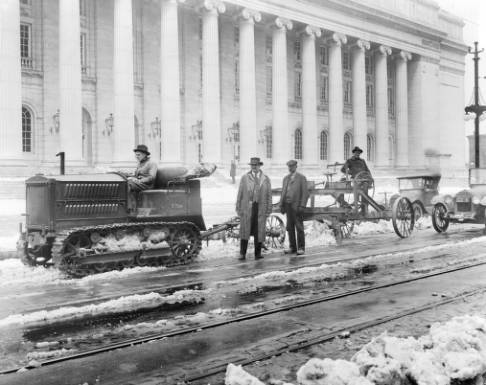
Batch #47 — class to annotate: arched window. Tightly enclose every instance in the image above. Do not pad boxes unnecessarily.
[367,134,375,162]
[344,132,352,160]
[22,106,32,153]
[320,130,328,160]
[294,128,302,160]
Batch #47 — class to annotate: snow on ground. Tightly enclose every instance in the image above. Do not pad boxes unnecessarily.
[225,315,486,385]
[0,289,207,328]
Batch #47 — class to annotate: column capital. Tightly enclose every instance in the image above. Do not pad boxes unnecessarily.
[240,8,261,23]
[377,45,392,56]
[354,39,370,51]
[273,17,292,31]
[326,32,347,46]
[398,50,412,61]
[202,0,225,14]
[303,25,321,39]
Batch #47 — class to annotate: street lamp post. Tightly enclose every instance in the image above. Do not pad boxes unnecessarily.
[465,42,486,168]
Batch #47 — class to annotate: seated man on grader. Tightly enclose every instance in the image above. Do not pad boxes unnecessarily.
[336,146,374,214]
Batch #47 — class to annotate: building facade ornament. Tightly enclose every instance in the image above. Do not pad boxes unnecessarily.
[330,32,347,46]
[399,50,412,61]
[274,16,292,30]
[202,0,225,14]
[355,39,370,51]
[240,8,261,23]
[304,25,321,38]
[378,44,392,55]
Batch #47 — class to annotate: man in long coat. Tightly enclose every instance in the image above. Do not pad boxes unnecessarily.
[235,157,272,260]
[279,160,309,255]
[127,144,158,192]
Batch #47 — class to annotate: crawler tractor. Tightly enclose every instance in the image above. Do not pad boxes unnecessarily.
[17,165,218,277]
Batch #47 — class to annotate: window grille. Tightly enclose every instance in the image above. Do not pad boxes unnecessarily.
[22,107,32,153]
[294,40,301,62]
[266,126,272,159]
[294,70,302,101]
[344,80,352,104]
[294,129,302,160]
[365,54,373,75]
[79,0,88,17]
[342,50,351,71]
[366,84,374,108]
[388,87,395,117]
[320,75,328,104]
[80,32,88,74]
[20,23,31,66]
[319,45,328,66]
[320,131,328,160]
[266,66,272,98]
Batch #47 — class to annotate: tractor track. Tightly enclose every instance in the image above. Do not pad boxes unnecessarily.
[2,259,486,383]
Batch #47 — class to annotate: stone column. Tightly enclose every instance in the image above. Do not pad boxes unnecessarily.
[59,0,83,162]
[395,51,412,167]
[201,0,225,164]
[395,50,411,167]
[160,0,184,163]
[328,32,347,163]
[351,39,370,160]
[113,0,135,163]
[374,45,391,167]
[301,25,321,165]
[238,8,261,163]
[0,0,22,160]
[272,17,292,164]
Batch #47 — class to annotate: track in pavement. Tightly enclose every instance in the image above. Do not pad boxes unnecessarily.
[2,258,486,384]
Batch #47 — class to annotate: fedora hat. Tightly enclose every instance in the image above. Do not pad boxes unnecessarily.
[133,144,150,155]
[352,146,363,154]
[248,157,263,166]
[286,159,298,167]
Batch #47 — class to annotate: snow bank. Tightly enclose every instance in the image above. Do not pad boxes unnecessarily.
[0,289,207,328]
[225,315,486,385]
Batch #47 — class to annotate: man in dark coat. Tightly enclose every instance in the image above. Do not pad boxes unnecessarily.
[235,157,272,260]
[338,146,372,213]
[127,144,158,192]
[280,160,309,255]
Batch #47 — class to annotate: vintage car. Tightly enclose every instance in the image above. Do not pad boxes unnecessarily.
[390,174,441,220]
[431,168,486,233]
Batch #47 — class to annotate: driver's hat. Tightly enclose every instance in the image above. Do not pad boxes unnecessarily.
[352,146,363,154]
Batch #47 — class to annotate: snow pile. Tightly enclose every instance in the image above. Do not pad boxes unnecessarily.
[225,315,486,385]
[0,289,207,328]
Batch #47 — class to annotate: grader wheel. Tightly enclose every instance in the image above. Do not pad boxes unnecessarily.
[392,197,415,238]
[265,214,286,249]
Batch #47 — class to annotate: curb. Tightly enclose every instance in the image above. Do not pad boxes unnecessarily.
[0,251,17,260]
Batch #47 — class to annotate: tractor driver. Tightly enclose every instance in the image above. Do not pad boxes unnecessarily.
[337,146,372,211]
[127,144,158,192]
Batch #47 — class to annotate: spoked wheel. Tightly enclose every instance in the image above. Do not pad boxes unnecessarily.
[412,201,424,222]
[169,225,202,263]
[432,203,449,233]
[265,214,286,248]
[392,197,415,238]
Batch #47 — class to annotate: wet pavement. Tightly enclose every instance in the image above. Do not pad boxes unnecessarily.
[2,261,486,385]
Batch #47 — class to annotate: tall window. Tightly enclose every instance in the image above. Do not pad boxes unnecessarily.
[320,74,328,105]
[22,107,32,153]
[366,84,374,108]
[294,70,302,101]
[319,45,328,66]
[265,35,272,99]
[344,133,352,160]
[80,32,88,74]
[294,129,303,160]
[294,40,301,63]
[367,134,374,162]
[320,131,328,160]
[79,0,88,17]
[342,50,351,71]
[265,126,272,159]
[388,87,395,117]
[20,23,31,68]
[365,54,373,75]
[344,80,352,104]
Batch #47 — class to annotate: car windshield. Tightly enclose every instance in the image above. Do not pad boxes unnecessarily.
[469,168,486,185]
[400,178,424,189]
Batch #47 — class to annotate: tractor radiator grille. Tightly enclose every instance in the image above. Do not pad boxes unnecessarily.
[456,202,472,212]
[63,183,120,199]
[64,203,121,216]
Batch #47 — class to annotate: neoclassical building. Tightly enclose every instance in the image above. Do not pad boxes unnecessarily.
[0,0,467,175]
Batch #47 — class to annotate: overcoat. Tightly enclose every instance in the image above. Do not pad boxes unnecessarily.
[130,157,158,191]
[279,172,309,212]
[236,171,272,241]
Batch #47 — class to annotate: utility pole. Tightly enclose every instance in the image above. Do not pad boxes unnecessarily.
[465,42,486,168]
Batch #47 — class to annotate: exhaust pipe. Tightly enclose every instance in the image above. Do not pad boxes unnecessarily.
[56,151,65,175]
